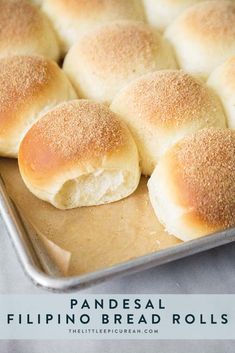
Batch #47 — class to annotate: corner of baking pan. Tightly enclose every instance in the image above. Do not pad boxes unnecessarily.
[0,174,235,292]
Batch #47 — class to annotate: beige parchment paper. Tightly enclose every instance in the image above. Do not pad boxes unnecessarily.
[0,158,181,277]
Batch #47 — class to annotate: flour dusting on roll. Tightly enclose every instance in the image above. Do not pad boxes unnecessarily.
[18,100,140,209]
[111,70,226,176]
[0,0,60,60]
[42,0,145,53]
[148,128,235,241]
[63,21,177,104]
[0,55,77,158]
[165,1,235,79]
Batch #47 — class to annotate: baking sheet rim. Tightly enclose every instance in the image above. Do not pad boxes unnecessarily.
[1,174,235,293]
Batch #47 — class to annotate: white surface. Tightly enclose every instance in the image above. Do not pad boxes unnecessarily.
[0,216,235,351]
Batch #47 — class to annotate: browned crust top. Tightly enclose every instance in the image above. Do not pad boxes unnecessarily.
[73,21,162,77]
[113,70,222,128]
[171,128,235,229]
[181,1,235,42]
[0,0,46,46]
[0,55,61,132]
[19,100,129,178]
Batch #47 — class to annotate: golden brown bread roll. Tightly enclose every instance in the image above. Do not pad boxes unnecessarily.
[0,55,77,158]
[18,100,140,209]
[148,128,235,241]
[42,0,146,53]
[165,1,235,79]
[111,70,226,175]
[0,0,60,60]
[63,21,178,104]
[208,57,235,129]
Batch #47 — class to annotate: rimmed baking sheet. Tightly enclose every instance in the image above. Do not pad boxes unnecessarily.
[0,157,235,292]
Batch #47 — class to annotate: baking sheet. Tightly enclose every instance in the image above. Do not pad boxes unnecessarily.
[0,158,181,277]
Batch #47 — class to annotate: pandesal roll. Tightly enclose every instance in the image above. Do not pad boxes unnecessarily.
[18,100,140,209]
[165,1,235,79]
[63,21,178,104]
[0,55,77,158]
[110,70,226,176]
[148,128,235,241]
[0,0,59,61]
[208,57,235,129]
[42,0,145,53]
[143,0,206,31]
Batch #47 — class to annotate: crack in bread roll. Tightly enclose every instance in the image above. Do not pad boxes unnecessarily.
[165,1,235,79]
[148,128,235,241]
[143,0,206,31]
[208,57,235,130]
[0,55,77,158]
[110,70,226,176]
[18,100,140,209]
[63,21,178,104]
[0,0,60,61]
[42,0,146,54]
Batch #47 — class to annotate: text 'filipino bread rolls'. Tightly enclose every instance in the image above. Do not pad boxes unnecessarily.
[63,21,178,104]
[18,100,140,209]
[111,70,226,176]
[148,128,235,241]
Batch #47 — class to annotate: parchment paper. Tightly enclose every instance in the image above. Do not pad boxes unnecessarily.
[0,158,181,277]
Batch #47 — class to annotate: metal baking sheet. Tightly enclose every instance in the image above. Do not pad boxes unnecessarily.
[0,161,235,292]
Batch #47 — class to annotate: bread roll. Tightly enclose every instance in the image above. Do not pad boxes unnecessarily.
[165,1,235,79]
[63,21,178,104]
[0,55,77,158]
[208,57,235,129]
[0,0,60,61]
[111,70,226,176]
[143,0,205,31]
[148,128,235,241]
[18,100,140,209]
[42,0,145,53]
